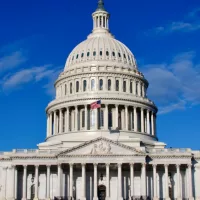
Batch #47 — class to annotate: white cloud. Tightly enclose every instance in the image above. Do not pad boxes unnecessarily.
[149,8,200,34]
[1,65,62,96]
[0,51,27,74]
[142,51,200,114]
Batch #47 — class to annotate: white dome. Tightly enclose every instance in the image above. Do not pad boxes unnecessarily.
[65,33,137,70]
[64,4,138,71]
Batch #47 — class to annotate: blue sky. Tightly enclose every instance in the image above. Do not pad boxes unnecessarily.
[0,0,200,151]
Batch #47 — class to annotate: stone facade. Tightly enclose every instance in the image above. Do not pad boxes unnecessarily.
[0,1,200,200]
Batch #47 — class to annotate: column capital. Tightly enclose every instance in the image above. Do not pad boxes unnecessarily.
[115,104,119,107]
[3,166,8,170]
[93,163,98,166]
[141,163,146,167]
[46,164,51,168]
[176,164,181,168]
[81,163,86,166]
[57,163,62,167]
[187,164,192,168]
[23,165,28,168]
[69,163,74,167]
[106,163,110,167]
[129,163,134,166]
[164,164,169,168]
[117,163,122,167]
[152,164,157,168]
[35,165,39,168]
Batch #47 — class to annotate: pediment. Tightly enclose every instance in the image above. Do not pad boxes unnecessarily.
[58,137,145,157]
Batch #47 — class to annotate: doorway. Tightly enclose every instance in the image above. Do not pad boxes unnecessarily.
[98,185,106,200]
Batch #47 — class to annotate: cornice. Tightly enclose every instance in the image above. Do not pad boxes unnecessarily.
[46,97,157,113]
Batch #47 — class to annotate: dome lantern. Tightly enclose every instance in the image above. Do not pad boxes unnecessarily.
[92,0,110,31]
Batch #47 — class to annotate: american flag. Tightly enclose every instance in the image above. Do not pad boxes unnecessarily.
[90,100,101,109]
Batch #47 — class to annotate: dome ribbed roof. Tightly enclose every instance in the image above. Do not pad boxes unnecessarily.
[64,34,137,70]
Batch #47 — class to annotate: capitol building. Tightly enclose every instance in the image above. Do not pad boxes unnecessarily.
[0,1,200,200]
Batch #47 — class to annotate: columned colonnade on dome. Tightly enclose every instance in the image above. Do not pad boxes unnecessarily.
[2,163,194,200]
[46,104,156,137]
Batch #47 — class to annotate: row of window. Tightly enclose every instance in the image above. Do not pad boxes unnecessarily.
[57,79,146,97]
[71,51,131,61]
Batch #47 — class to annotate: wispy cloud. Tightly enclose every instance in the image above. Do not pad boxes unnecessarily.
[0,51,27,74]
[142,51,200,114]
[1,65,62,96]
[149,7,200,34]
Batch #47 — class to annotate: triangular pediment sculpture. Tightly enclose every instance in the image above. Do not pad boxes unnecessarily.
[57,137,145,157]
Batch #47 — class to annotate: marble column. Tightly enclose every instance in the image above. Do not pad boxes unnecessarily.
[81,163,86,200]
[2,167,7,200]
[57,164,62,196]
[147,110,150,134]
[49,113,53,136]
[151,112,155,136]
[141,163,146,198]
[118,163,123,200]
[47,114,50,137]
[75,106,78,131]
[85,105,88,130]
[125,106,128,130]
[187,164,194,200]
[134,107,138,132]
[53,111,57,135]
[176,164,181,199]
[141,108,144,133]
[153,164,158,200]
[59,109,63,134]
[115,104,119,129]
[106,163,110,200]
[93,163,98,200]
[34,165,39,200]
[46,165,51,200]
[8,165,15,200]
[130,163,134,198]
[65,108,69,132]
[105,104,108,130]
[15,167,18,200]
[69,163,74,200]
[164,164,170,200]
[22,165,27,200]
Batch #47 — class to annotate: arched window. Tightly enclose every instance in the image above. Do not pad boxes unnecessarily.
[76,54,79,59]
[76,81,79,93]
[136,82,138,95]
[112,52,115,57]
[81,53,84,58]
[130,81,133,93]
[99,79,103,90]
[100,51,103,56]
[118,53,121,58]
[87,52,90,57]
[91,79,95,91]
[82,110,85,128]
[65,84,67,95]
[116,80,119,91]
[106,51,109,56]
[108,79,111,91]
[70,83,73,94]
[93,51,96,56]
[83,80,87,92]
[123,81,126,92]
